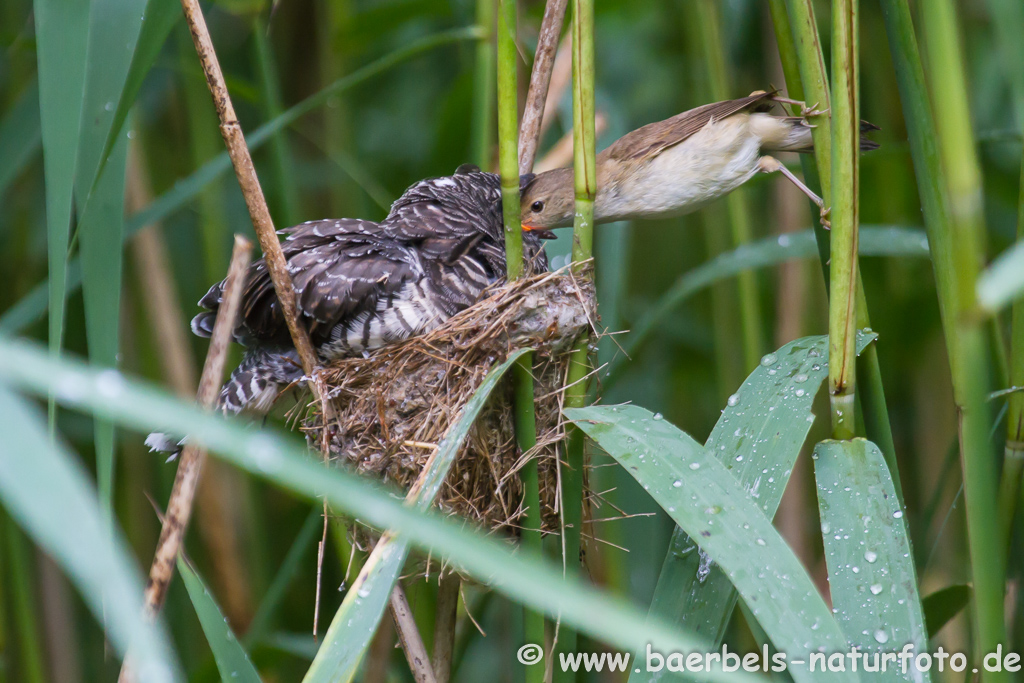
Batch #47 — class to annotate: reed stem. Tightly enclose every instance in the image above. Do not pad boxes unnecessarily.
[556,0,596,678]
[828,0,859,440]
[472,0,496,169]
[497,2,549,677]
[881,0,1007,675]
[694,0,764,372]
[778,0,901,488]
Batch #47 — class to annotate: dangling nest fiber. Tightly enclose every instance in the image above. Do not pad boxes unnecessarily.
[300,267,597,537]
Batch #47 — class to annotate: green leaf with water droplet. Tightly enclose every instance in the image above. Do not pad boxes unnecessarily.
[567,402,856,683]
[618,333,876,683]
[178,555,262,683]
[813,438,930,682]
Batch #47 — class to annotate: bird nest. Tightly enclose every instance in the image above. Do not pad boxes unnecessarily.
[299,266,597,538]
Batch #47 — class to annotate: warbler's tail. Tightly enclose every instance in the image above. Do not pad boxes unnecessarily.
[145,347,304,459]
[754,113,880,154]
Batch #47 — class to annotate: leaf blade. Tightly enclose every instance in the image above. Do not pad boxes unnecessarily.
[567,403,855,683]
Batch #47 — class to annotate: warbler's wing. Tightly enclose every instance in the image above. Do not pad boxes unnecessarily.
[601,91,775,162]
[194,218,419,345]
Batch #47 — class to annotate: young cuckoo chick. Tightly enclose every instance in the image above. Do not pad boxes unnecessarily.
[520,91,878,229]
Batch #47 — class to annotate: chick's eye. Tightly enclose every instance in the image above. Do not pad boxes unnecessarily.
[531,201,544,213]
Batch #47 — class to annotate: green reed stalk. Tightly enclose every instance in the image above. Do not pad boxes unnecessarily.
[778,0,901,488]
[694,0,764,372]
[3,515,45,683]
[498,0,522,281]
[999,167,1024,549]
[555,0,596,678]
[885,0,1006,676]
[496,2,545,677]
[828,0,858,440]
[472,0,496,169]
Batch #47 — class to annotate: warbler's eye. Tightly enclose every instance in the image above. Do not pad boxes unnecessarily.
[531,201,545,213]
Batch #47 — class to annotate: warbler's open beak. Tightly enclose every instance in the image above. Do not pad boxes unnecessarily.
[522,224,557,240]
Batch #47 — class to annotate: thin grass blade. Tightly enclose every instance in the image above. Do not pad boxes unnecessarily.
[921,585,971,639]
[33,0,89,409]
[178,556,261,683]
[0,339,756,682]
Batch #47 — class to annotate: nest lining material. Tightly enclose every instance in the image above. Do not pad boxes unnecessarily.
[299,267,596,535]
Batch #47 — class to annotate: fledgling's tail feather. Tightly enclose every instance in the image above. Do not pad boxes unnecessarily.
[145,347,305,458]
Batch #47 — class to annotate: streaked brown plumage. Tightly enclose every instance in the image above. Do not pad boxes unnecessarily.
[147,167,549,455]
[520,91,878,228]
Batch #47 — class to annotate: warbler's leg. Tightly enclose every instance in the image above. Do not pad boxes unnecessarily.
[758,155,831,229]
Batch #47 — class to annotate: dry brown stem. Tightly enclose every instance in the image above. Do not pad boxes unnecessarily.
[390,583,438,683]
[519,0,570,175]
[127,140,254,631]
[118,236,252,683]
[432,572,461,683]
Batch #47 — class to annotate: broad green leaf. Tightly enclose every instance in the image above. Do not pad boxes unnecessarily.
[33,0,89,379]
[631,333,876,683]
[0,385,180,682]
[304,350,528,683]
[0,82,41,199]
[605,227,926,389]
[78,134,129,520]
[921,584,971,638]
[567,404,855,683]
[0,338,755,683]
[0,26,483,336]
[813,439,929,681]
[178,556,262,683]
[977,239,1024,312]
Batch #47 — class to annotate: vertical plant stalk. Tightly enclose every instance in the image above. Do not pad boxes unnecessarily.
[923,4,1007,676]
[432,573,460,683]
[779,0,901,491]
[472,0,497,169]
[694,0,764,372]
[518,0,569,174]
[556,0,596,678]
[498,1,549,678]
[127,140,253,630]
[828,0,859,440]
[390,583,438,683]
[1000,152,1024,548]
[178,0,320,377]
[498,0,523,281]
[878,0,1007,675]
[117,235,252,683]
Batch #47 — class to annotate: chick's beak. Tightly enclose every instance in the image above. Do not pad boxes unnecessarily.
[522,223,556,240]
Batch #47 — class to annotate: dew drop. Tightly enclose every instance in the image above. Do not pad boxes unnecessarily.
[864,550,878,563]
[873,629,889,644]
[727,393,740,407]
[672,479,682,488]
[760,353,778,366]
[689,462,701,470]
[870,584,884,595]
[893,510,903,519]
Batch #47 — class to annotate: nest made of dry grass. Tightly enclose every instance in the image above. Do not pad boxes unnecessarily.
[300,266,597,538]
